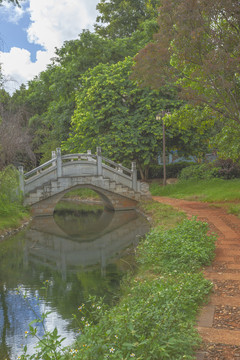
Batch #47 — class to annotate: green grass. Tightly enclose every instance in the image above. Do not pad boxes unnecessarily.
[150,178,240,202]
[138,200,186,229]
[0,209,30,231]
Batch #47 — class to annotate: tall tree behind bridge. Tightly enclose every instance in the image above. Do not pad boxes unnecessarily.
[133,0,240,123]
[133,0,240,160]
[95,0,161,39]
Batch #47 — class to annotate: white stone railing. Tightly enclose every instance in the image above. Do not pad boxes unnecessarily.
[19,147,138,195]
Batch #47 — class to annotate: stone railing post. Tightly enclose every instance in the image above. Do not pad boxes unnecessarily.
[18,166,24,195]
[131,161,137,191]
[118,163,123,173]
[87,149,92,161]
[97,146,103,176]
[56,148,62,177]
[52,150,56,166]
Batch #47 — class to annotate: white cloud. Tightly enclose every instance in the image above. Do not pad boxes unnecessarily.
[1,0,99,94]
[1,0,27,23]
[1,47,51,93]
[27,0,95,50]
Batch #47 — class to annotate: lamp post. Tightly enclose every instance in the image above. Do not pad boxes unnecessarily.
[156,111,170,186]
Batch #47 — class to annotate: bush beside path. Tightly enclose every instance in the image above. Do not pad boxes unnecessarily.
[153,196,240,360]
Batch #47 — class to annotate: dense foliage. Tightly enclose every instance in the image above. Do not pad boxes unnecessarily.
[138,218,216,273]
[8,14,160,165]
[148,162,195,179]
[0,166,28,230]
[133,0,240,161]
[63,57,182,179]
[95,0,160,38]
[1,0,240,174]
[178,164,220,181]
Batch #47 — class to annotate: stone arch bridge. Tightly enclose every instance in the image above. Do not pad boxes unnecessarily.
[19,148,150,216]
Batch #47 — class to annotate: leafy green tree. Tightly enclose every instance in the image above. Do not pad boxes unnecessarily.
[63,57,182,179]
[133,0,240,125]
[12,24,160,164]
[95,0,160,39]
[165,105,219,162]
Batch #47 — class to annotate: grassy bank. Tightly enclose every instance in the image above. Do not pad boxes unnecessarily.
[0,166,30,234]
[150,178,240,217]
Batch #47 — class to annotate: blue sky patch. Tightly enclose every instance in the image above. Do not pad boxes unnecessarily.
[0,5,44,62]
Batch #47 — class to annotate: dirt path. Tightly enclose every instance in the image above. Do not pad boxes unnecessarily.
[153,196,240,360]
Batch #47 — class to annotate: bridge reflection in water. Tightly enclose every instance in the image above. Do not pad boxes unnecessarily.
[0,203,149,360]
[24,206,149,279]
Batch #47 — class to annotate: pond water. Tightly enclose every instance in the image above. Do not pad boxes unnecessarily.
[0,201,149,359]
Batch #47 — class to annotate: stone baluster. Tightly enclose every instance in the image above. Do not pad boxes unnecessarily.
[131,161,137,191]
[118,163,123,173]
[97,146,103,176]
[18,166,24,195]
[56,148,62,177]
[87,149,92,161]
[52,150,56,166]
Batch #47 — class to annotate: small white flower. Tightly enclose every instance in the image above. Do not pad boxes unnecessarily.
[109,347,115,353]
[114,335,118,339]
[130,353,135,357]
[97,306,101,309]
[85,322,90,327]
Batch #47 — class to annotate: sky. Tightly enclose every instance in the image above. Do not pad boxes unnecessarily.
[0,0,99,94]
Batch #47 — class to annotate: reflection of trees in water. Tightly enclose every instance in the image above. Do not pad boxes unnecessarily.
[0,284,11,359]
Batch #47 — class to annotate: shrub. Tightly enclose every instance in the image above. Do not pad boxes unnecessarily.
[138,217,216,273]
[148,162,195,179]
[0,165,23,216]
[179,163,219,181]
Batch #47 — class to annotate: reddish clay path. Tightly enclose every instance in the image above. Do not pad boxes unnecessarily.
[153,196,240,360]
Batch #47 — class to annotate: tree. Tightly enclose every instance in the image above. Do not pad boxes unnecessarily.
[94,0,160,39]
[0,90,35,169]
[133,0,240,125]
[165,105,219,162]
[12,25,160,164]
[62,57,182,179]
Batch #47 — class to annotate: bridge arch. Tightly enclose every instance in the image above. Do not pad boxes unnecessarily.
[30,184,138,217]
[20,148,150,217]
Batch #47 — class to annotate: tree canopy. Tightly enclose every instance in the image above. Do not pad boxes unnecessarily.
[95,0,160,39]
[133,0,240,124]
[11,20,161,164]
[62,57,186,179]
[3,0,226,173]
